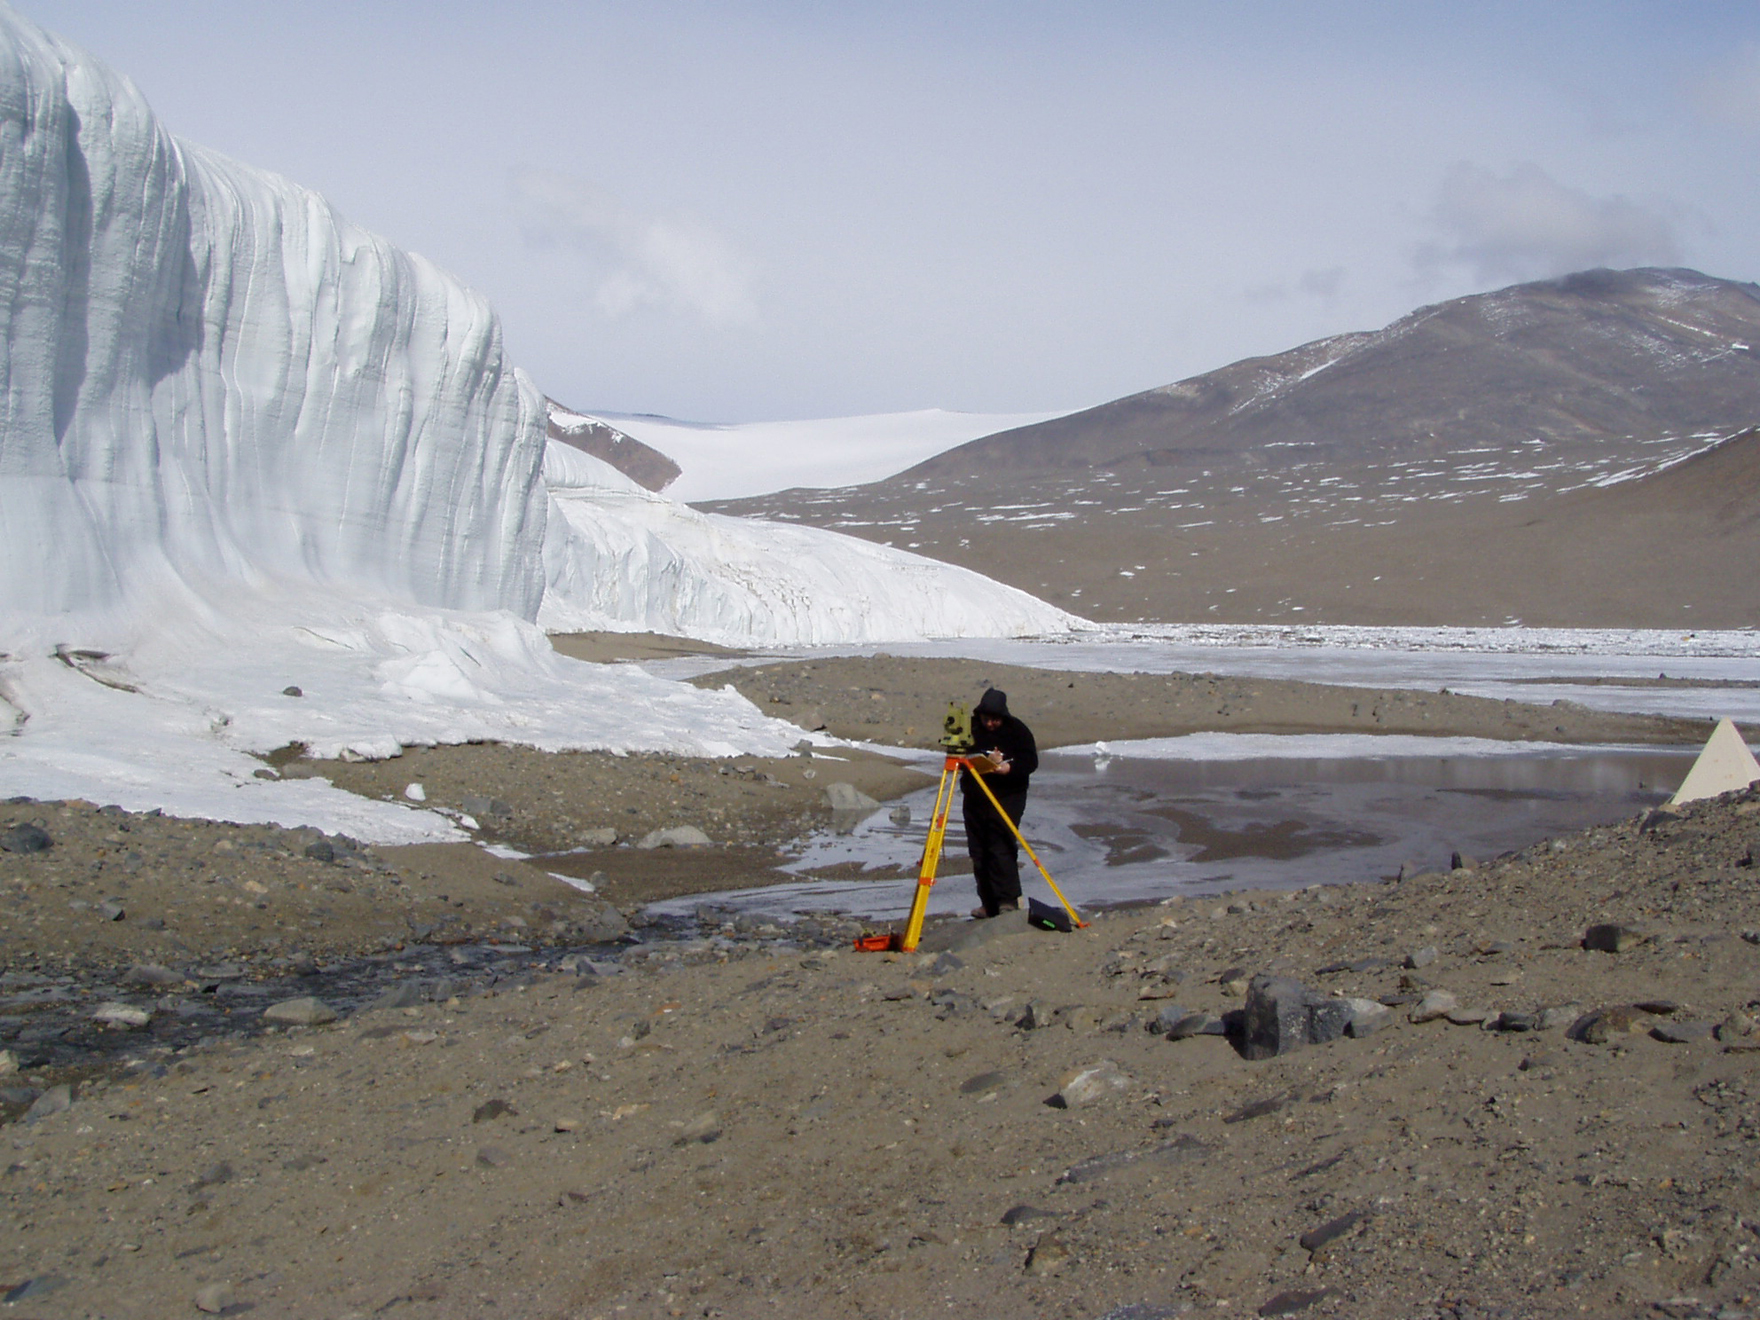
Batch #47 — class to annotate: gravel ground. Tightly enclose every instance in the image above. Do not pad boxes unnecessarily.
[0,649,1746,1320]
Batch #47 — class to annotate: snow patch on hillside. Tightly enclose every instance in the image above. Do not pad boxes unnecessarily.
[593,408,1071,502]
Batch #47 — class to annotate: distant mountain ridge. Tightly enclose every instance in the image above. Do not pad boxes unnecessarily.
[907,267,1760,479]
[709,268,1760,628]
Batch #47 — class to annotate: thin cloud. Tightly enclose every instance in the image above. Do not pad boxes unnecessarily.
[513,169,757,326]
[1414,162,1681,285]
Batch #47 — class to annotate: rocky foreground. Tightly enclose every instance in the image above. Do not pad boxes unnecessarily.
[2,779,1758,1320]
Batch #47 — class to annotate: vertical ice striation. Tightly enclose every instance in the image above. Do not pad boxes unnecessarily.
[0,5,1075,650]
[0,6,549,621]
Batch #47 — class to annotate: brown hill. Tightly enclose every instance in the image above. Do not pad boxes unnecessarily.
[545,398,681,492]
[905,266,1760,479]
[708,269,1760,627]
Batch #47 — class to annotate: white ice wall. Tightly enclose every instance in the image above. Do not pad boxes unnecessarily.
[538,441,1077,645]
[0,7,549,621]
[0,5,1076,653]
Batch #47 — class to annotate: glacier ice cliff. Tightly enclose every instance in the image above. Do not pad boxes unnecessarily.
[0,6,1078,831]
[0,4,1075,645]
[0,6,548,621]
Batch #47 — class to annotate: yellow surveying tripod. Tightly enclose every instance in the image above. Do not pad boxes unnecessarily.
[857,703,1085,953]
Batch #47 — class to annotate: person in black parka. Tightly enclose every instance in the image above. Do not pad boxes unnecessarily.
[959,687,1038,918]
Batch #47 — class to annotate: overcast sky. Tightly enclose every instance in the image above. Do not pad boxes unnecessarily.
[24,1,1760,422]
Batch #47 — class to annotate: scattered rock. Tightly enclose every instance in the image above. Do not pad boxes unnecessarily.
[1341,997,1389,1037]
[472,1098,517,1123]
[1046,1061,1129,1108]
[1409,990,1459,1024]
[92,1002,151,1029]
[1583,924,1647,953]
[123,963,183,987]
[1536,1004,1580,1031]
[1024,1228,1071,1274]
[1570,1005,1648,1044]
[1652,1020,1714,1044]
[1,822,51,853]
[1445,1006,1490,1025]
[1258,1287,1334,1316]
[823,782,879,811]
[1242,975,1354,1058]
[476,1146,513,1168]
[25,1084,71,1122]
[636,825,713,849]
[1299,1207,1372,1252]
[461,794,513,821]
[674,1111,723,1144]
[1404,945,1439,969]
[263,996,338,1027]
[281,685,303,697]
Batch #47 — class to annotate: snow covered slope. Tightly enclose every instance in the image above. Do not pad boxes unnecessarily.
[539,441,1080,646]
[593,408,1071,502]
[0,8,1078,833]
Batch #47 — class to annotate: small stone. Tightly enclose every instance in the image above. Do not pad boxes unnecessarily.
[1258,1287,1334,1316]
[1168,1013,1226,1040]
[1046,1061,1129,1109]
[1570,1005,1647,1044]
[1024,1229,1071,1274]
[636,825,712,849]
[303,840,335,863]
[1342,998,1389,1038]
[1150,1003,1193,1034]
[1409,990,1459,1023]
[403,783,426,802]
[824,782,879,811]
[476,1145,513,1168]
[98,900,125,921]
[1634,998,1680,1015]
[124,963,183,988]
[1583,924,1646,953]
[1715,1013,1755,1042]
[262,996,338,1027]
[888,805,911,826]
[1404,946,1439,969]
[282,685,303,697]
[1444,1005,1489,1025]
[461,794,513,821]
[193,1282,234,1314]
[472,1099,517,1123]
[673,1111,722,1144]
[1299,1207,1371,1253]
[1494,1011,1538,1032]
[192,1161,235,1190]
[92,1002,151,1029]
[1450,851,1479,871]
[1652,1020,1714,1044]
[1217,967,1251,997]
[0,1049,14,1077]
[1536,1004,1579,1031]
[0,823,51,853]
[25,1084,72,1122]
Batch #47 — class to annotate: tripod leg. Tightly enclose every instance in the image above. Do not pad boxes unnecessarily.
[901,761,956,952]
[966,765,1085,929]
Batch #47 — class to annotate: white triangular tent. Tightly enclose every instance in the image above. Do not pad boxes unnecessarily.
[1669,718,1760,806]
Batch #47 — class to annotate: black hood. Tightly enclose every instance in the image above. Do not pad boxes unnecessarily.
[975,687,1009,717]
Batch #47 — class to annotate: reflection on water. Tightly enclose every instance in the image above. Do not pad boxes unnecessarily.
[646,743,1695,923]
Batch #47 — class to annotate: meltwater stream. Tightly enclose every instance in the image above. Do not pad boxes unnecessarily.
[647,739,1695,925]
